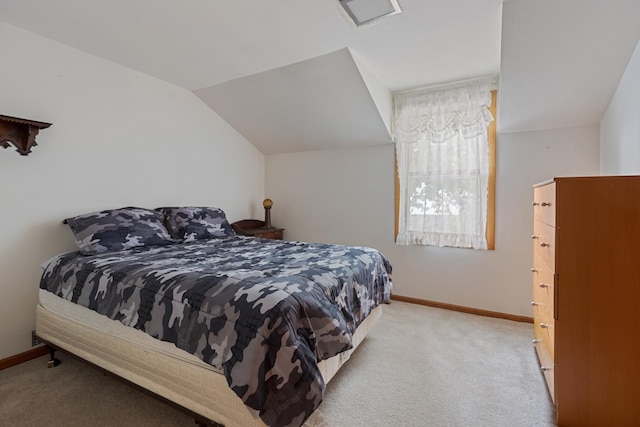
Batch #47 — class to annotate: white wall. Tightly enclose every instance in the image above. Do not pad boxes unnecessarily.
[266,125,599,317]
[0,23,265,359]
[601,40,640,174]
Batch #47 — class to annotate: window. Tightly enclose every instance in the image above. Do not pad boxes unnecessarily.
[394,78,496,250]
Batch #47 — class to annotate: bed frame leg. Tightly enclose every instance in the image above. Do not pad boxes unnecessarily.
[47,347,61,368]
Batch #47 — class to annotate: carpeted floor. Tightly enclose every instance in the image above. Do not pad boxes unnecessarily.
[0,301,556,426]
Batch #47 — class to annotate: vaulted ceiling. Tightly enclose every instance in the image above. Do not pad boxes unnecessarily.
[194,48,394,154]
[1,0,639,154]
[499,0,640,133]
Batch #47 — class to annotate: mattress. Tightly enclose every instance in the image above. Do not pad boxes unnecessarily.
[36,289,382,427]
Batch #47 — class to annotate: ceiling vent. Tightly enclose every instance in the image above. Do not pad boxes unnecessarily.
[338,0,402,27]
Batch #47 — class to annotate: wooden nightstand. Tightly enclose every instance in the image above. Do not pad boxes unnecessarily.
[231,219,284,240]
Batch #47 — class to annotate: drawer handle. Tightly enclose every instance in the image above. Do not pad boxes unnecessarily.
[540,242,550,247]
[540,366,551,372]
[530,301,539,306]
[540,323,551,329]
[538,283,549,288]
[532,338,541,345]
[532,202,539,207]
[531,235,538,240]
[541,202,551,207]
[530,267,537,273]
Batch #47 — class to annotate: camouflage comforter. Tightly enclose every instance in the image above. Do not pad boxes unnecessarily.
[40,235,392,427]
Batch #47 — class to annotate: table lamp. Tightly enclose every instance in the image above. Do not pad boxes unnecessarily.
[263,198,274,229]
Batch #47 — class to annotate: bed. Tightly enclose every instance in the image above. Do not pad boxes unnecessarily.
[35,207,392,427]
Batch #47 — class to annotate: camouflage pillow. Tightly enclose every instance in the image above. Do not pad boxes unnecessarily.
[158,207,235,243]
[65,207,175,255]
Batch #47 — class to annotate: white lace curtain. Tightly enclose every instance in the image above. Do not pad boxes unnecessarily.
[394,77,495,249]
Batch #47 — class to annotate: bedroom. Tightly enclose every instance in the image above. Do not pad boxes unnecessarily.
[1,0,639,425]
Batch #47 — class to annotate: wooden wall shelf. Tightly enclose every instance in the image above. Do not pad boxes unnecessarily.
[0,115,52,156]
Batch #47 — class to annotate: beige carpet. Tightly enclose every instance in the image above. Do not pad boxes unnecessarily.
[0,301,556,426]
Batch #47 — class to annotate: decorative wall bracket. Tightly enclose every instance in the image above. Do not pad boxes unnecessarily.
[0,115,52,156]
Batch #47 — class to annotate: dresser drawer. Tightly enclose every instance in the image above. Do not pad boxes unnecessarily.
[534,337,555,403]
[532,251,555,307]
[533,310,554,359]
[533,182,556,226]
[253,229,283,240]
[533,220,555,272]
[532,271,555,338]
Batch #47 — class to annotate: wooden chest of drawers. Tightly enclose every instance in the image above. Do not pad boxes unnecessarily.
[531,181,557,402]
[531,176,640,426]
